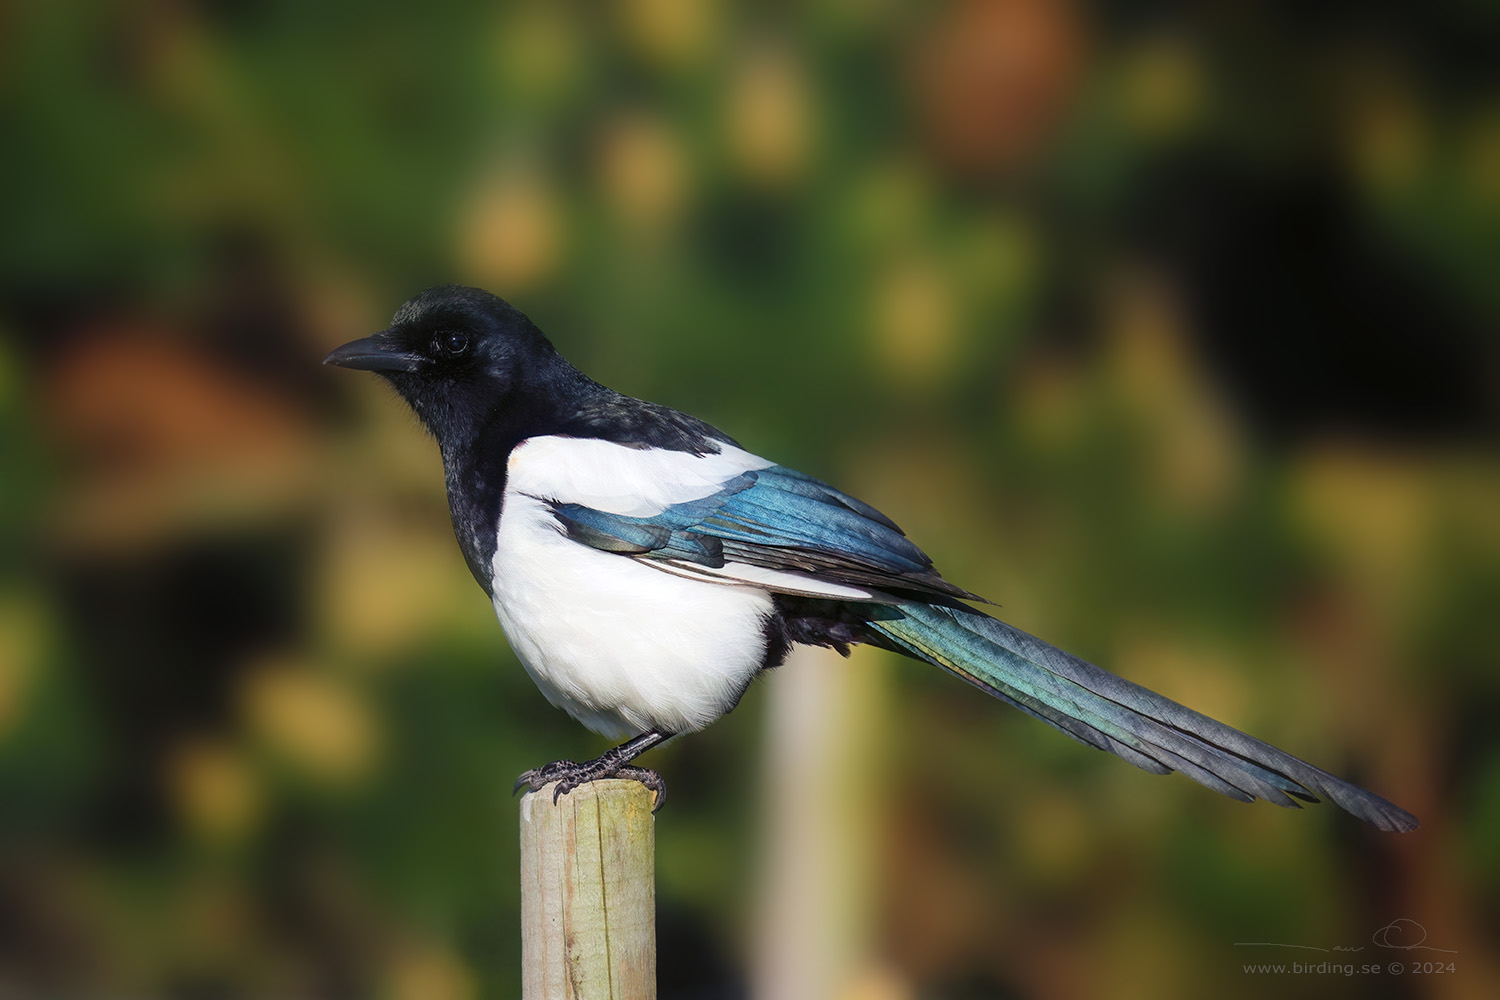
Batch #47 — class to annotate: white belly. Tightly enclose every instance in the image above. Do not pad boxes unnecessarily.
[491,491,775,740]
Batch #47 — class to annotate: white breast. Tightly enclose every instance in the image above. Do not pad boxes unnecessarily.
[490,436,781,739]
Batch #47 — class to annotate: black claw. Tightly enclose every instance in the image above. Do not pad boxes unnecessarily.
[513,758,666,809]
[513,759,578,796]
[614,765,667,811]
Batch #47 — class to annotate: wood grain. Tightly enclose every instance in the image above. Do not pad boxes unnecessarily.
[520,779,656,999]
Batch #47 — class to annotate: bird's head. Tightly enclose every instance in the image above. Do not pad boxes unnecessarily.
[324,285,572,447]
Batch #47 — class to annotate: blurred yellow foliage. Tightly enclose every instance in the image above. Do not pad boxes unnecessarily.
[319,505,471,656]
[1119,35,1203,139]
[242,660,379,786]
[0,594,47,736]
[1106,272,1195,412]
[618,0,720,70]
[870,255,959,386]
[727,43,815,189]
[385,943,477,1000]
[165,737,263,844]
[459,164,566,293]
[1014,352,1090,453]
[599,111,693,233]
[1347,78,1428,197]
[1288,443,1432,613]
[1106,272,1244,513]
[837,963,914,1000]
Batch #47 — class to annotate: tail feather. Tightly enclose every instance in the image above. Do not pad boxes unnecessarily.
[869,603,1418,832]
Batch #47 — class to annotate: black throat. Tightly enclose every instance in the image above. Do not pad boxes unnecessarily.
[441,421,517,596]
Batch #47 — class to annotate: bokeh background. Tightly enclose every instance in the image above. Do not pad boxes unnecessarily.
[2,1,1498,998]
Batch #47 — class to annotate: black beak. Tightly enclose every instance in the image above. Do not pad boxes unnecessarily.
[322,335,423,373]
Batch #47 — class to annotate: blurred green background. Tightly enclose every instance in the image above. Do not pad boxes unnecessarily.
[2,1,1497,998]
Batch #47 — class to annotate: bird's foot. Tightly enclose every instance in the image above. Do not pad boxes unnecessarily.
[513,758,666,811]
[512,759,577,795]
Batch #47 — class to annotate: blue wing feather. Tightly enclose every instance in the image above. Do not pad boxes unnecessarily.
[545,465,979,601]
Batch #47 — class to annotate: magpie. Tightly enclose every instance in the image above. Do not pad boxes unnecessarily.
[323,285,1417,832]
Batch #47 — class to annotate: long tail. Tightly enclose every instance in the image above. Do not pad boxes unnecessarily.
[867,602,1417,832]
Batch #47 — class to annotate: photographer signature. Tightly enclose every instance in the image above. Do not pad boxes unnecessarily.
[1234,918,1457,954]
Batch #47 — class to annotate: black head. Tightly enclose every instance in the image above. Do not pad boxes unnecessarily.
[324,285,580,447]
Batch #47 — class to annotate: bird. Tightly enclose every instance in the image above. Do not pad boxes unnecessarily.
[323,284,1418,832]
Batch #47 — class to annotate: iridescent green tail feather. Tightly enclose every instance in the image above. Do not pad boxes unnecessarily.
[869,603,1417,832]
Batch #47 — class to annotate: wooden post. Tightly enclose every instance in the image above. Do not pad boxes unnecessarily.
[519,779,657,999]
[752,646,887,1000]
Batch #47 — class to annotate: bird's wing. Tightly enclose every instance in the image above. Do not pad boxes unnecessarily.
[508,436,977,603]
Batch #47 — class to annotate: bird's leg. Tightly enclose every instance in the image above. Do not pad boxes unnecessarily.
[513,729,671,810]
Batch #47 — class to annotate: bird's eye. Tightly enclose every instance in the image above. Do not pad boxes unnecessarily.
[436,330,470,357]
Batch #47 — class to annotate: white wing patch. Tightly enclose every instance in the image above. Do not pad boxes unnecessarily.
[507,435,772,516]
